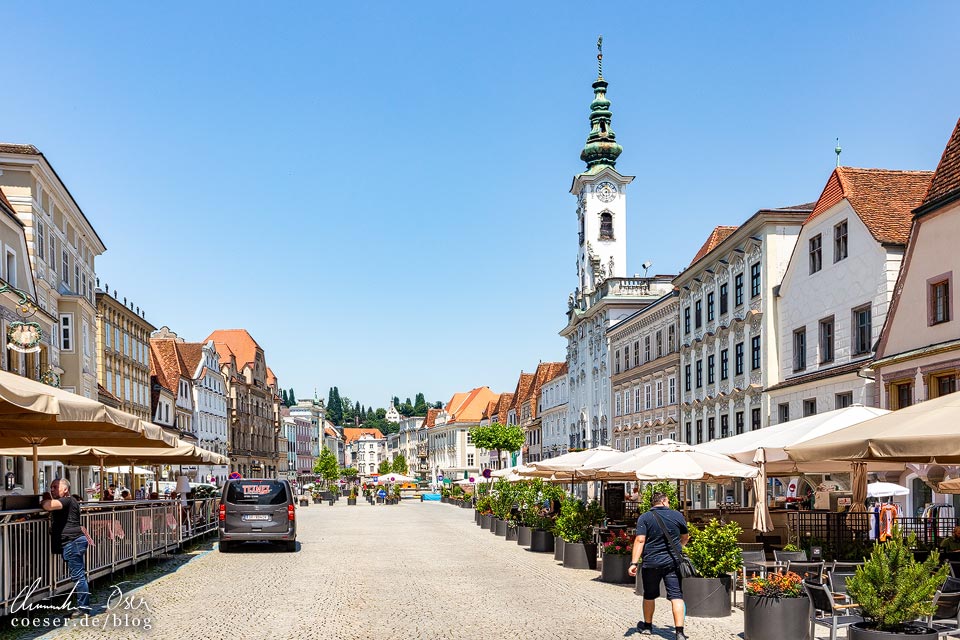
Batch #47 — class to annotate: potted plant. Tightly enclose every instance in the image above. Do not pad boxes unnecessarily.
[490,479,514,537]
[743,571,809,640]
[600,530,634,583]
[555,497,605,570]
[846,528,949,639]
[476,494,493,529]
[513,480,536,547]
[530,482,562,553]
[312,486,324,504]
[392,484,402,504]
[683,519,742,618]
[347,488,357,506]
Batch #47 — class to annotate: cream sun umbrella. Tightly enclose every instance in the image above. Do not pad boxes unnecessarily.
[592,440,759,482]
[522,446,624,481]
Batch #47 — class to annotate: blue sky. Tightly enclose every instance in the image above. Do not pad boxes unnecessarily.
[2,2,958,408]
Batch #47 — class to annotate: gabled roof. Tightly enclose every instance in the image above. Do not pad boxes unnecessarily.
[527,362,568,419]
[919,116,960,212]
[510,373,536,414]
[807,167,933,244]
[177,342,205,377]
[343,428,384,443]
[150,339,194,394]
[490,393,513,421]
[205,329,262,369]
[481,400,498,420]
[266,367,277,386]
[444,387,499,423]
[324,427,338,438]
[689,226,738,267]
[423,408,440,429]
[97,383,120,404]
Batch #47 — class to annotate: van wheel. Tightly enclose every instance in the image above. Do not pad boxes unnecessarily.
[285,541,297,552]
[219,542,232,553]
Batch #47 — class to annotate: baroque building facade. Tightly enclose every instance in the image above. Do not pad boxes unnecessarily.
[96,287,154,419]
[538,364,569,459]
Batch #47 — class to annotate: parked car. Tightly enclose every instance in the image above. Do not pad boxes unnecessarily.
[218,479,297,552]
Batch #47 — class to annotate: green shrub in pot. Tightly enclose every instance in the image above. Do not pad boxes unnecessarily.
[685,519,743,578]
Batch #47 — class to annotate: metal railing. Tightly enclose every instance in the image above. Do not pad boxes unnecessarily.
[787,511,959,560]
[0,497,219,617]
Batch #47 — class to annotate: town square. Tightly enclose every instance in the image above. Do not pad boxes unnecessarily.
[2,3,960,639]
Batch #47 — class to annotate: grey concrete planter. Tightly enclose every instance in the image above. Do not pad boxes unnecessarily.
[530,529,554,553]
[849,624,938,640]
[684,575,733,618]
[488,516,497,532]
[474,510,480,525]
[494,519,508,537]
[481,514,491,529]
[347,498,357,505]
[600,553,633,583]
[554,536,565,561]
[517,526,532,547]
[505,524,518,541]
[743,594,810,640]
[562,542,598,570]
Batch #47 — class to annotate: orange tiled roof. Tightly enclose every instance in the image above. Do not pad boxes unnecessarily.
[921,117,960,210]
[481,400,498,420]
[97,383,120,404]
[150,338,194,393]
[343,428,384,443]
[266,367,277,386]
[528,362,567,419]
[689,226,738,267]
[205,329,262,368]
[176,342,205,376]
[423,408,440,429]
[445,387,499,423]
[490,393,513,422]
[510,374,535,414]
[807,167,933,244]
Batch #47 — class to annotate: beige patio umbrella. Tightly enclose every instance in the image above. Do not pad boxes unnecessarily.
[936,478,960,494]
[522,446,624,481]
[753,448,773,533]
[592,440,760,482]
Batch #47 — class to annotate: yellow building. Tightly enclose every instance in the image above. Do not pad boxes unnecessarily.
[95,286,155,420]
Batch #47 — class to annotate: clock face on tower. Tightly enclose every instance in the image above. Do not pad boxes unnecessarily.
[595,181,617,203]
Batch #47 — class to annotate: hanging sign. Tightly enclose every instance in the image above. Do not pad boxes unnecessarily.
[7,322,42,354]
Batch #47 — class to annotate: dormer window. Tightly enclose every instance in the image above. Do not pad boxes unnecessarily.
[599,211,614,240]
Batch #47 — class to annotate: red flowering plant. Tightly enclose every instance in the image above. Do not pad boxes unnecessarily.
[602,530,634,556]
[745,571,805,599]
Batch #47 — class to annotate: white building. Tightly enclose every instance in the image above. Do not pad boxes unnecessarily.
[396,415,424,471]
[428,387,497,483]
[345,430,387,478]
[188,340,229,484]
[385,402,401,424]
[539,364,569,459]
[768,168,932,420]
[561,53,674,449]
[289,399,325,466]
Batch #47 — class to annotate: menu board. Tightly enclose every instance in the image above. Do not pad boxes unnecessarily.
[604,484,625,521]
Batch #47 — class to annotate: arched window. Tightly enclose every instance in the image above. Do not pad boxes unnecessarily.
[599,212,614,239]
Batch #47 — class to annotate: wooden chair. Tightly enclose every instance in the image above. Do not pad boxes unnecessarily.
[774,549,808,563]
[804,580,863,640]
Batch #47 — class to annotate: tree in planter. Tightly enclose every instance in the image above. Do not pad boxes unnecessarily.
[846,527,950,633]
[638,481,680,513]
[475,494,493,514]
[469,423,525,470]
[377,459,392,475]
[314,447,339,490]
[391,454,409,475]
[685,519,743,578]
[490,478,516,521]
[554,496,606,543]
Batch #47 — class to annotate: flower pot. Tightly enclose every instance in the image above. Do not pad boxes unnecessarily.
[849,624,938,640]
[328,499,335,506]
[299,499,309,507]
[562,542,598,570]
[481,514,491,529]
[517,526,532,547]
[743,594,810,640]
[505,524,518,541]
[461,502,471,509]
[495,519,508,537]
[683,575,733,618]
[530,529,554,553]
[600,553,633,584]
[554,536,565,561]
[488,517,497,533]
[313,497,322,504]
[347,498,357,505]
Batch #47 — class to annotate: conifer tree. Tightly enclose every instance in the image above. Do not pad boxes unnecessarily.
[288,388,297,405]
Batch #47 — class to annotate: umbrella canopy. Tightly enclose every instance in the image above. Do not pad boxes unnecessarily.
[0,442,228,466]
[936,478,960,494]
[699,405,895,473]
[867,481,910,498]
[376,473,416,484]
[104,465,155,475]
[753,448,773,533]
[593,440,759,482]
[523,446,624,480]
[787,392,960,463]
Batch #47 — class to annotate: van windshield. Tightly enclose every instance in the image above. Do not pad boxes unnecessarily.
[226,481,287,505]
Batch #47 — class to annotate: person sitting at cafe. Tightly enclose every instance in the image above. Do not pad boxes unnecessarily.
[120,490,132,500]
[940,526,960,553]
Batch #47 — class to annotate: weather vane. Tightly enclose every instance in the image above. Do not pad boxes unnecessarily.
[597,35,604,78]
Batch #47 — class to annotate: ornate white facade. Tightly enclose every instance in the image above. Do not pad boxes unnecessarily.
[192,340,229,484]
[539,370,568,459]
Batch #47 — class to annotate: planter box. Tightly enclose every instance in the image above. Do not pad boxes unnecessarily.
[530,529,554,553]
[313,498,322,504]
[299,499,310,507]
[554,536,565,562]
[743,594,810,640]
[505,525,518,541]
[488,517,497,533]
[480,514,490,529]
[849,625,938,640]
[562,542,598,570]
[517,526,532,547]
[495,519,508,537]
[600,553,633,583]
[328,499,335,506]
[347,498,357,505]
[684,575,733,618]
[474,511,480,525]
[461,502,471,509]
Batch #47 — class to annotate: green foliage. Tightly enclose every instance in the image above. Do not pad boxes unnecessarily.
[782,543,801,552]
[603,530,634,556]
[475,493,493,514]
[288,387,296,405]
[847,528,950,632]
[638,481,680,513]
[469,423,525,460]
[315,447,340,487]
[391,454,409,475]
[412,392,428,416]
[327,387,343,425]
[281,389,289,406]
[554,497,606,543]
[490,478,515,520]
[339,467,358,478]
[685,519,743,578]
[377,459,392,475]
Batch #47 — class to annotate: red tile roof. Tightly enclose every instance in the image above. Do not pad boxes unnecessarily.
[150,339,194,394]
[510,373,536,415]
[528,362,567,419]
[689,226,738,267]
[806,167,933,244]
[205,329,262,369]
[491,393,513,423]
[921,116,960,210]
[176,342,205,376]
[343,428,384,443]
[445,387,499,423]
[266,367,277,386]
[423,408,440,429]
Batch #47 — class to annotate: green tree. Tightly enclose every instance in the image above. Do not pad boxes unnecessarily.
[281,389,289,406]
[469,422,525,468]
[341,396,354,425]
[375,408,386,420]
[313,446,339,489]
[366,407,375,421]
[339,467,359,479]
[328,387,343,425]
[391,454,409,475]
[377,459,392,475]
[288,388,297,405]
[392,396,400,408]
[432,401,443,409]
[412,393,428,416]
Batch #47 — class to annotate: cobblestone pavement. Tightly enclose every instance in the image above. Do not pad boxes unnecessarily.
[26,501,749,640]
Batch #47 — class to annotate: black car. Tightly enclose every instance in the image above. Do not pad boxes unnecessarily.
[218,479,297,552]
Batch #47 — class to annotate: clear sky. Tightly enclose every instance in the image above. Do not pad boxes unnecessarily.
[2,2,958,409]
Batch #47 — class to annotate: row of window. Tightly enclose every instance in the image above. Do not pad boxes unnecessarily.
[685,408,760,443]
[614,378,677,415]
[888,373,957,411]
[808,220,848,274]
[614,325,678,373]
[684,337,761,392]
[792,306,872,372]
[614,432,677,451]
[779,393,855,423]
[683,264,761,334]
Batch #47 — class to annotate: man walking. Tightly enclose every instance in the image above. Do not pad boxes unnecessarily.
[41,479,91,615]
[627,492,689,640]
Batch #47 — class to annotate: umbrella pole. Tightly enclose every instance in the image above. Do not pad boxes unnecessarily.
[33,442,40,495]
[99,456,106,501]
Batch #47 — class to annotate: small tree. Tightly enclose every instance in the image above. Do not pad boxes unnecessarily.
[339,467,358,479]
[392,454,409,475]
[314,446,339,489]
[638,481,680,512]
[685,519,743,579]
[288,388,297,405]
[378,459,392,475]
[281,389,289,406]
[470,422,525,468]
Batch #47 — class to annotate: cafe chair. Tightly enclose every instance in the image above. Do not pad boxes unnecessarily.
[925,578,960,637]
[738,550,768,607]
[830,561,863,573]
[949,561,960,580]
[787,561,825,583]
[774,549,808,563]
[804,580,863,640]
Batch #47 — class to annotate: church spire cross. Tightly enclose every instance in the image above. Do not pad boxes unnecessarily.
[597,35,603,79]
[580,35,622,173]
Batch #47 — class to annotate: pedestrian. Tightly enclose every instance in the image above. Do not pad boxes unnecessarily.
[41,479,92,616]
[627,491,689,640]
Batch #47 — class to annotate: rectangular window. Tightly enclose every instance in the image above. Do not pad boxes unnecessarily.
[935,374,957,398]
[778,403,790,423]
[624,345,630,370]
[819,317,835,364]
[719,283,728,316]
[803,399,817,417]
[684,307,691,334]
[36,220,45,261]
[668,326,676,353]
[835,392,853,409]
[5,250,15,287]
[656,331,663,358]
[707,354,715,384]
[930,279,951,325]
[656,381,663,407]
[734,273,744,306]
[615,350,621,374]
[751,336,761,370]
[720,414,729,438]
[60,314,72,351]
[694,300,702,329]
[696,360,703,388]
[793,328,806,371]
[644,384,652,410]
[644,336,651,362]
[615,394,621,416]
[467,453,474,466]
[61,250,69,285]
[720,348,729,380]
[668,377,676,404]
[684,365,691,392]
[752,407,761,430]
[633,341,640,367]
[707,292,715,322]
[707,416,715,441]
[735,342,744,376]
[735,411,744,435]
[74,264,80,293]
[750,263,761,298]
[695,419,703,444]
[893,382,913,410]
[834,220,848,262]
[634,387,640,413]
[685,422,692,444]
[853,305,872,355]
[809,234,822,274]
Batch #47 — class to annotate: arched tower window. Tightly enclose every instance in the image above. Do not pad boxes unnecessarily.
[599,211,614,239]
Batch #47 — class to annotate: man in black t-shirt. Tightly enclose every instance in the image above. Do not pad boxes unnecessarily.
[41,479,91,614]
[627,492,689,640]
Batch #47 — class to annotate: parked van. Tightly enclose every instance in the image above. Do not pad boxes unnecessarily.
[218,479,297,552]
